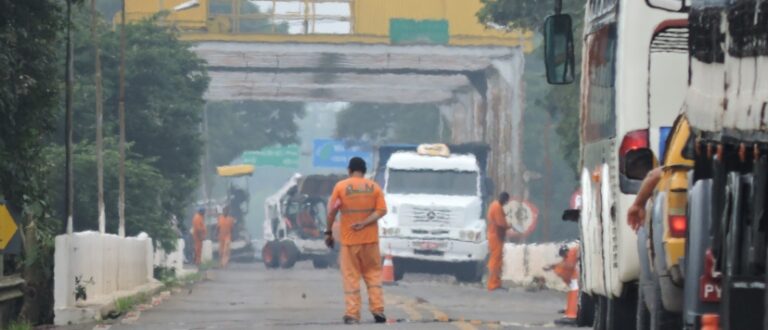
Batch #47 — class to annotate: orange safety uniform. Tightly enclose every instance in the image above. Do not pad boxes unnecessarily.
[487,200,509,291]
[553,246,580,284]
[192,213,207,265]
[328,176,387,321]
[217,215,235,268]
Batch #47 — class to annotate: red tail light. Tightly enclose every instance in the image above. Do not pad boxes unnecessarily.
[619,129,650,157]
[668,215,687,237]
[619,129,652,182]
[699,249,722,303]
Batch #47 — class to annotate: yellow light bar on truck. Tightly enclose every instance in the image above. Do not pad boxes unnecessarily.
[216,164,255,177]
[417,144,450,157]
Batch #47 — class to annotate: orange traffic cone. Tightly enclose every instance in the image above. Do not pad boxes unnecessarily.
[381,252,397,285]
[563,278,579,320]
[701,314,719,330]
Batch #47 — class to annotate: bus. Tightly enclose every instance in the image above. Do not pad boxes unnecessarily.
[545,0,688,327]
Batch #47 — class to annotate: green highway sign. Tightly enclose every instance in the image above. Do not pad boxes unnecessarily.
[242,145,300,168]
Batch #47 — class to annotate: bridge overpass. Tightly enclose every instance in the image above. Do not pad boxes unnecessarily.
[124,0,533,194]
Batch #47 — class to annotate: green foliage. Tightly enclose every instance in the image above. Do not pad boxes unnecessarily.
[476,0,584,31]
[0,0,63,216]
[5,320,32,330]
[47,7,209,247]
[44,140,178,250]
[335,103,448,144]
[114,296,136,314]
[206,101,305,168]
[478,0,584,176]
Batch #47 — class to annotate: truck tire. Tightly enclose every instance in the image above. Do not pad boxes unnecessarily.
[455,261,484,283]
[279,240,299,269]
[606,284,638,330]
[393,258,406,281]
[594,295,608,330]
[577,291,595,327]
[650,276,682,330]
[262,241,279,269]
[312,257,329,269]
[637,285,651,330]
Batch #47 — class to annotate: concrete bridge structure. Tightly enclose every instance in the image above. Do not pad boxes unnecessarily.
[125,0,532,195]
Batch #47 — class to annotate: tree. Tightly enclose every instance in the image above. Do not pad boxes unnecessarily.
[335,103,448,144]
[0,0,68,324]
[206,101,306,169]
[477,0,584,242]
[44,140,178,251]
[478,0,585,176]
[63,10,210,229]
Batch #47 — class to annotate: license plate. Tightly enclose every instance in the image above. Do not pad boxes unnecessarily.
[411,241,447,250]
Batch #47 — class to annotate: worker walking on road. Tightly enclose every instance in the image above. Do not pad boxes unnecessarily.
[192,207,207,265]
[326,157,388,325]
[487,192,511,291]
[217,206,235,268]
[544,244,581,325]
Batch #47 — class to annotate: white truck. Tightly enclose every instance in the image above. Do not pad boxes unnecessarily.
[375,143,493,282]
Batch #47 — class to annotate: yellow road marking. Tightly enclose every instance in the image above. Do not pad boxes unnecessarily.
[452,321,478,330]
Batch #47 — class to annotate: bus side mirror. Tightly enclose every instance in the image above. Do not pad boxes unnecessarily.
[543,14,575,85]
[562,209,580,222]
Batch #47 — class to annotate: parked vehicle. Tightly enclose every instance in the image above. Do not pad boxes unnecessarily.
[545,0,688,327]
[374,143,493,282]
[262,174,345,269]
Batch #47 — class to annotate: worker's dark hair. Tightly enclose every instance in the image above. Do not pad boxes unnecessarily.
[348,157,367,174]
[498,192,510,204]
[559,244,570,258]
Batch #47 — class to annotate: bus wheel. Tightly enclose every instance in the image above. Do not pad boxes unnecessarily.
[577,291,595,327]
[606,284,638,330]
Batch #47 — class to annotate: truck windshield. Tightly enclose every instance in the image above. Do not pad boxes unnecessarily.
[386,169,478,196]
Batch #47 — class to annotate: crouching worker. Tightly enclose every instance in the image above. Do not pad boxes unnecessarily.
[325,157,388,325]
[544,244,580,325]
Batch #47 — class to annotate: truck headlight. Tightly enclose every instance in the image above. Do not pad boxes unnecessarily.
[460,230,483,242]
[381,227,400,237]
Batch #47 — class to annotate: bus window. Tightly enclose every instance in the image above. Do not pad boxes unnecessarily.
[583,24,617,142]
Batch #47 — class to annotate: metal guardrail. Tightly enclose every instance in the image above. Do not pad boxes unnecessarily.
[0,274,25,303]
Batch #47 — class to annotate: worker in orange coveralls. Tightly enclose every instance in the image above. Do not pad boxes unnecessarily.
[545,244,580,285]
[487,192,511,291]
[325,157,388,325]
[217,206,235,268]
[191,207,207,265]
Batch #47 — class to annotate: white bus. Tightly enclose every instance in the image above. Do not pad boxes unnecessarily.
[545,0,688,327]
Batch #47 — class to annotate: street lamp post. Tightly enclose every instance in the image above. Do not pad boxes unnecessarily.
[118,0,127,237]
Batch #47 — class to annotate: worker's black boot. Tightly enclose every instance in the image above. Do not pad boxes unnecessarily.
[373,313,387,323]
[343,315,359,325]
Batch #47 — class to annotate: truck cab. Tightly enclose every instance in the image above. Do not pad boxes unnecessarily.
[378,144,489,282]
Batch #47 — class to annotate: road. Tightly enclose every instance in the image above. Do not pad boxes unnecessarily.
[72,261,578,330]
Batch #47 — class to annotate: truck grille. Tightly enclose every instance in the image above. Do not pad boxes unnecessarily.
[399,205,459,227]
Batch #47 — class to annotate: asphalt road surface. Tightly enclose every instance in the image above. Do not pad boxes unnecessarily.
[68,261,581,330]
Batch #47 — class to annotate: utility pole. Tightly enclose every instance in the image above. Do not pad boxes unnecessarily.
[118,0,127,237]
[92,0,105,234]
[65,0,74,235]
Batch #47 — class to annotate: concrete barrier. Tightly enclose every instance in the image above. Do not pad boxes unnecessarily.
[502,241,578,292]
[54,231,161,325]
[153,239,185,275]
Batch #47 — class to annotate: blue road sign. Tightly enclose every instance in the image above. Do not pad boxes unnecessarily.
[313,139,373,169]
